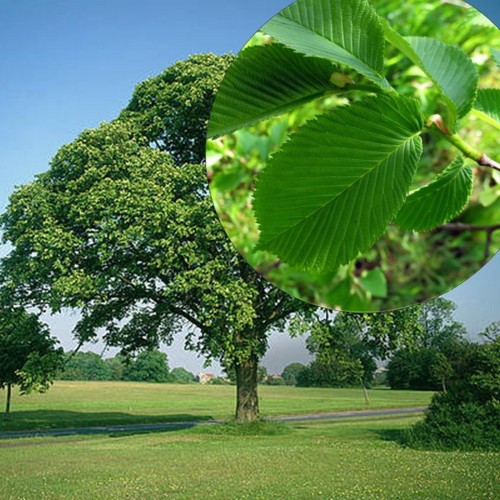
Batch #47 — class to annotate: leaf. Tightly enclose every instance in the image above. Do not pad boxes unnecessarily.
[383,23,478,129]
[208,44,336,138]
[359,268,387,298]
[492,48,500,67]
[262,0,391,91]
[395,157,473,231]
[253,94,424,272]
[475,89,500,129]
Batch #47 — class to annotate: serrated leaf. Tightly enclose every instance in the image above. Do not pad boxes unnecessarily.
[253,94,424,272]
[262,0,391,91]
[395,157,473,231]
[475,89,500,130]
[208,44,336,138]
[359,268,387,298]
[383,23,477,129]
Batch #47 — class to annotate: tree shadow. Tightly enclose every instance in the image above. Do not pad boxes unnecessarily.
[0,410,214,436]
[374,427,408,447]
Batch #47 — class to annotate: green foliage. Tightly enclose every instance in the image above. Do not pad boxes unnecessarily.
[0,303,63,412]
[253,94,424,272]
[124,349,171,383]
[58,352,113,381]
[281,362,306,386]
[262,0,390,90]
[406,339,500,451]
[208,0,500,309]
[170,367,196,384]
[208,44,335,137]
[122,53,234,165]
[475,88,500,128]
[387,348,449,391]
[396,157,473,231]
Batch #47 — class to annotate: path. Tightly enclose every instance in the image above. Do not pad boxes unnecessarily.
[0,406,427,441]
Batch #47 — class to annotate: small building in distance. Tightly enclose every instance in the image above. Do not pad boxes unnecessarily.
[198,373,216,385]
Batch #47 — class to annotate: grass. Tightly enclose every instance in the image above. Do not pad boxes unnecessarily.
[0,381,432,432]
[0,415,497,499]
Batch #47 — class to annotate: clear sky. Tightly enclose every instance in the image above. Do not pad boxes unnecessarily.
[1,0,499,375]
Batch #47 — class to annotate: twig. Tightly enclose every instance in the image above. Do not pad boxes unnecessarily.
[438,223,500,264]
[427,115,500,172]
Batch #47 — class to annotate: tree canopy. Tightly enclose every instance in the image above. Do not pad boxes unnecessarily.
[0,54,311,422]
[0,299,63,415]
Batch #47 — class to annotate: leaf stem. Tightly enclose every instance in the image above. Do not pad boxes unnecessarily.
[427,115,500,172]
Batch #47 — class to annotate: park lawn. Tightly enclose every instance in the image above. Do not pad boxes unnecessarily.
[0,415,498,499]
[0,381,432,432]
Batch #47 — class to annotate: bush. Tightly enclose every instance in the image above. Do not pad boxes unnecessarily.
[406,340,500,451]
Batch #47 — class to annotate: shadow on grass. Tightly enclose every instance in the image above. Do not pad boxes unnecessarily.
[0,410,213,433]
[374,427,409,447]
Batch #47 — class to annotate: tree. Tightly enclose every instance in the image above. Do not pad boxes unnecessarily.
[387,348,451,391]
[105,354,126,381]
[124,349,170,383]
[407,337,500,451]
[0,54,311,421]
[0,301,63,416]
[281,362,306,386]
[170,367,196,384]
[59,352,113,381]
[386,298,465,390]
[418,298,466,352]
[480,321,500,342]
[292,308,422,402]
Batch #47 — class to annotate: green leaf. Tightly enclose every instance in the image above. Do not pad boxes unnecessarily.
[395,157,473,232]
[262,0,391,91]
[475,89,500,129]
[253,94,424,272]
[491,48,500,67]
[383,23,477,129]
[208,44,336,138]
[359,268,387,298]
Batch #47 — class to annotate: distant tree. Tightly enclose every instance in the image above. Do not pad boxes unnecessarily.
[387,348,449,390]
[0,302,63,416]
[104,355,126,381]
[407,338,500,451]
[170,367,196,384]
[257,366,268,383]
[419,298,466,352]
[480,321,500,342]
[124,349,171,383]
[387,298,466,391]
[59,351,113,381]
[281,363,306,386]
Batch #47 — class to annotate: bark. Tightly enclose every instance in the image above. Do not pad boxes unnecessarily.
[235,355,259,423]
[360,378,370,405]
[5,383,12,416]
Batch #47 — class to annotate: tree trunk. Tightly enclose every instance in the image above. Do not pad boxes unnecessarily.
[235,355,259,423]
[360,378,370,405]
[4,383,12,417]
[441,378,447,393]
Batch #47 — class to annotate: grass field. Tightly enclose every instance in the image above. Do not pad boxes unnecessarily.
[0,415,498,499]
[0,381,432,432]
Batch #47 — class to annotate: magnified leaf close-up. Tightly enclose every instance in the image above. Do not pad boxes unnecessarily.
[207,0,500,312]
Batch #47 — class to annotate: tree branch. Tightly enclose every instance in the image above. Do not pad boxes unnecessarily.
[427,115,500,172]
[438,223,500,264]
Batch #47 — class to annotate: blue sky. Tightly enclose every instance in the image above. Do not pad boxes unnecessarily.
[0,0,499,373]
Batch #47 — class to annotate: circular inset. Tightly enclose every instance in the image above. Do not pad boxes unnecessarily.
[207,0,500,311]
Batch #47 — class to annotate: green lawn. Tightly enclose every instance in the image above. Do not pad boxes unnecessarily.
[0,415,497,499]
[0,381,432,432]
